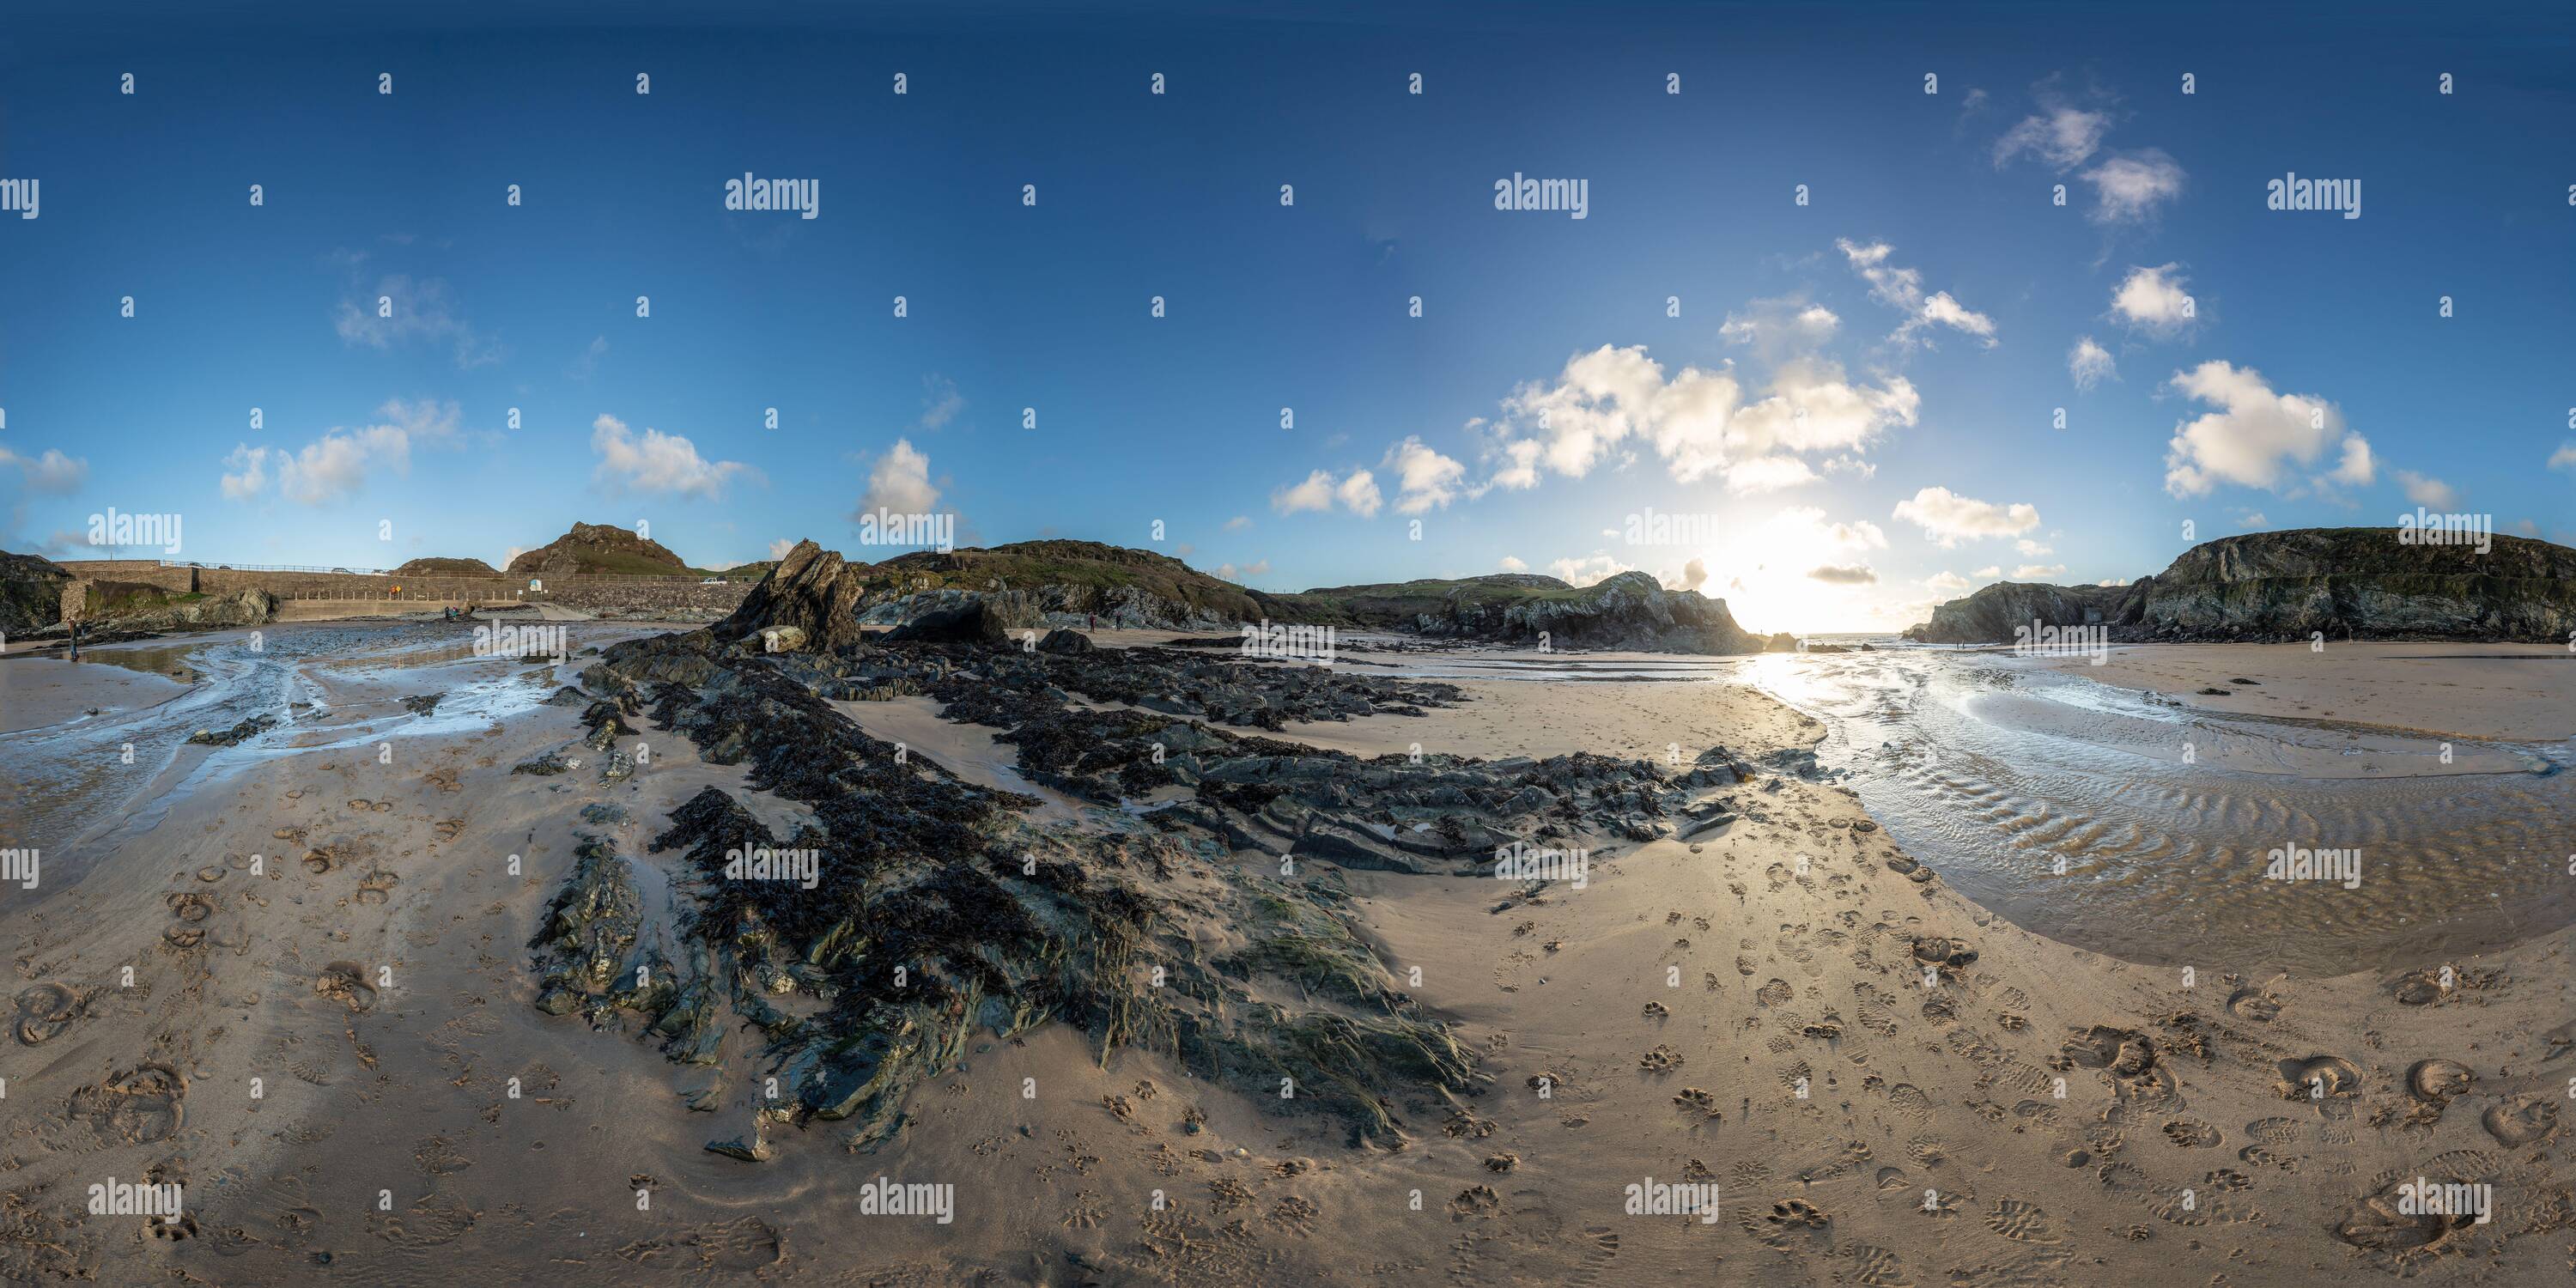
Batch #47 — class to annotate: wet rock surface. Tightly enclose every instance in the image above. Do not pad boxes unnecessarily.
[525,623,1753,1153]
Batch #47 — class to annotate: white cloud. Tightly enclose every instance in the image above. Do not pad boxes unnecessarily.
[857,436,940,514]
[1499,556,1528,572]
[2549,444,2576,472]
[2015,538,2052,556]
[2012,563,2068,580]
[1224,514,1252,531]
[2069,336,2117,391]
[1271,467,1380,518]
[1382,437,1466,513]
[768,538,796,560]
[221,445,270,499]
[2239,512,2268,528]
[1718,297,1840,359]
[1891,486,2041,545]
[220,399,465,506]
[1837,239,1997,349]
[333,274,502,368]
[1336,470,1382,518]
[1994,104,2111,170]
[2394,470,2459,510]
[1807,562,1877,585]
[1479,343,1919,497]
[0,446,88,494]
[1674,557,1709,592]
[1830,519,1889,549]
[1924,570,1973,593]
[1214,560,1272,581]
[1272,470,1337,514]
[592,414,756,501]
[2081,149,2186,224]
[2111,264,2196,336]
[1549,553,1636,587]
[2161,361,2369,497]
[915,374,963,430]
[1972,565,2002,578]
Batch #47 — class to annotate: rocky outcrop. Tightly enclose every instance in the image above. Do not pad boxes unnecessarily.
[860,539,1273,631]
[708,540,874,651]
[1905,527,2576,643]
[0,550,70,635]
[507,522,693,578]
[1283,570,1773,653]
[1904,580,2147,644]
[60,580,275,635]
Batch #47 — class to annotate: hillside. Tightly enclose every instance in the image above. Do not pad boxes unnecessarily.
[859,539,1285,626]
[392,556,500,576]
[1273,569,1781,652]
[506,522,707,578]
[1906,526,2576,643]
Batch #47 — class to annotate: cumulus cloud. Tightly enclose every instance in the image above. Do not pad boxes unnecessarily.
[1674,556,1709,592]
[2081,149,2186,224]
[2111,264,2196,336]
[1498,556,1528,572]
[1972,565,2002,577]
[1548,553,1636,587]
[2013,563,2068,580]
[1271,468,1380,518]
[1214,560,1272,581]
[1924,570,1974,593]
[2394,470,2459,509]
[221,398,465,506]
[856,437,940,515]
[1482,343,1918,495]
[2016,538,2052,556]
[2069,336,2117,391]
[1837,240,1997,349]
[1807,562,1877,585]
[592,414,758,501]
[769,538,796,560]
[1891,486,2041,545]
[2161,361,2370,497]
[2549,444,2576,472]
[0,445,88,494]
[1382,436,1466,513]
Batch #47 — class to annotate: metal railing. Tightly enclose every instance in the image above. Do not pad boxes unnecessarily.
[155,560,732,583]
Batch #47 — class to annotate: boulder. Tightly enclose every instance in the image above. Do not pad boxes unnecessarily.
[710,539,874,651]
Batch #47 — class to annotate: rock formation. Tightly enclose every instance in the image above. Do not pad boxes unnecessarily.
[1906,527,2576,643]
[1279,570,1776,653]
[0,550,70,635]
[507,521,693,578]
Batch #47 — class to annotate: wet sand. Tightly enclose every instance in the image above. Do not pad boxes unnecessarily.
[3,628,2571,1285]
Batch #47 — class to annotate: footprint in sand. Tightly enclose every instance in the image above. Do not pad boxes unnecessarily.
[2225,988,2281,1022]
[2275,1055,2361,1102]
[315,962,379,1012]
[2407,1059,2475,1104]
[67,1064,186,1145]
[2480,1097,2559,1148]
[1983,1197,2062,1242]
[13,983,80,1046]
[355,871,401,905]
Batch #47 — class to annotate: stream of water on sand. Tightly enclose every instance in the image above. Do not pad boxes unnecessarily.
[1366,642,2576,977]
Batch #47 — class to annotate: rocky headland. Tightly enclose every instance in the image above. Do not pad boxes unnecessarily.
[1906,526,2576,643]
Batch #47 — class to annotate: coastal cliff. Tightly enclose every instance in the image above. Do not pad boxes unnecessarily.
[1905,527,2576,643]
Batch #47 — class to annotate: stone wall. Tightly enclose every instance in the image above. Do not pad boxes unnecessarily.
[56,562,754,620]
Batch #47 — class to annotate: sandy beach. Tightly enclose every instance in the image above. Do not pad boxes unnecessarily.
[2,622,2568,1286]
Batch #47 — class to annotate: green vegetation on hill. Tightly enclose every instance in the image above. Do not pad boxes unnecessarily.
[392,556,500,576]
[860,539,1285,619]
[506,522,734,578]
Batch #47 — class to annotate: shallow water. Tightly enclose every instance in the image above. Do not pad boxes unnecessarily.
[1739,648,2576,977]
[0,621,630,882]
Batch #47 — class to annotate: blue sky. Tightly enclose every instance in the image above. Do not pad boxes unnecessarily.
[2,0,2570,630]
